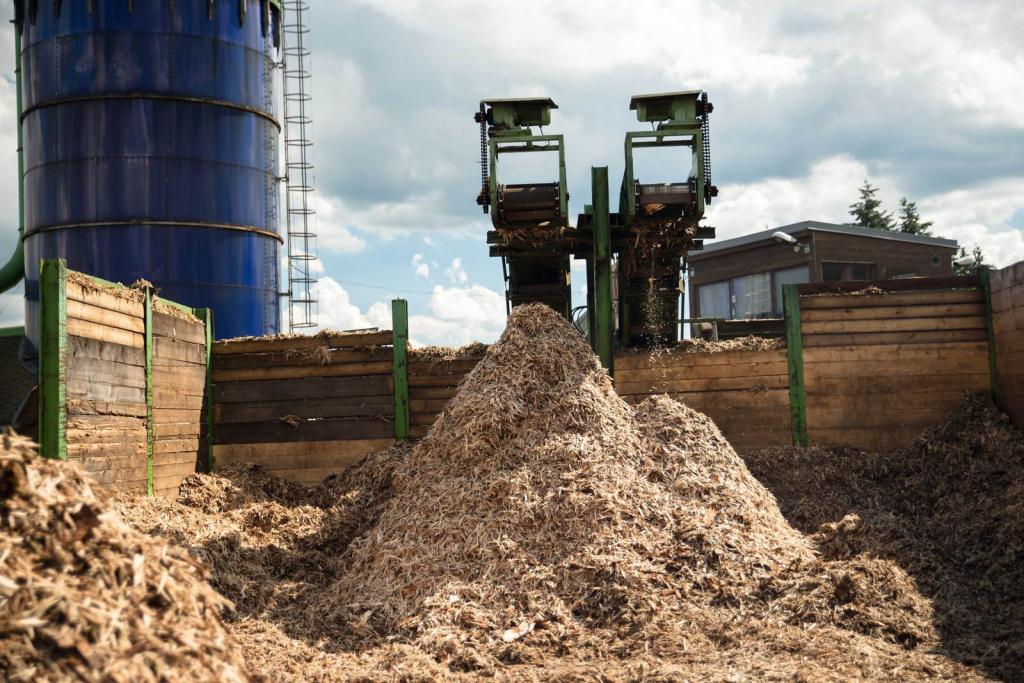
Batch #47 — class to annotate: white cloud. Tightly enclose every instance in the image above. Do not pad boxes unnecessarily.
[351,0,808,92]
[412,254,430,279]
[708,155,1024,267]
[0,288,22,328]
[444,258,468,285]
[410,283,506,346]
[314,277,391,332]
[313,195,368,254]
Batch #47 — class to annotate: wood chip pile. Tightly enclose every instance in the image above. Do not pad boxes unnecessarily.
[7,303,1009,680]
[0,432,249,682]
[745,392,1024,681]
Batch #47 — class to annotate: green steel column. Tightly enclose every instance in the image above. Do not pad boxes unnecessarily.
[38,259,67,460]
[783,284,808,446]
[144,288,154,496]
[194,308,215,472]
[0,24,25,294]
[592,166,614,376]
[392,299,410,440]
[979,271,1000,404]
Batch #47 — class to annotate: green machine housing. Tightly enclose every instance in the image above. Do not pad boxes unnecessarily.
[615,90,717,346]
[477,98,572,319]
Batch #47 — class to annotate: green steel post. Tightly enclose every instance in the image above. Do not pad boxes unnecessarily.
[979,270,999,404]
[38,259,67,460]
[592,166,614,375]
[144,288,154,495]
[194,308,216,472]
[783,284,808,446]
[0,24,25,295]
[392,299,410,440]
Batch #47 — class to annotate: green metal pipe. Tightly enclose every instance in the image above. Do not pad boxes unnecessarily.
[0,21,25,295]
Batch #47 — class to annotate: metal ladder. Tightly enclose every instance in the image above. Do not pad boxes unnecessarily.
[281,0,318,330]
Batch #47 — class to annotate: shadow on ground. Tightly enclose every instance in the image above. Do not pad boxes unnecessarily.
[743,394,1024,682]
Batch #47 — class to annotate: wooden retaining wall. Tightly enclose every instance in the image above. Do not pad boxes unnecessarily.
[791,278,990,451]
[615,349,791,453]
[991,262,1024,427]
[38,261,210,498]
[210,331,396,485]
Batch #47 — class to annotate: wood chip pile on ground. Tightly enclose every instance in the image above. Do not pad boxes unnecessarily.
[0,432,249,682]
[745,392,1024,681]
[103,304,995,680]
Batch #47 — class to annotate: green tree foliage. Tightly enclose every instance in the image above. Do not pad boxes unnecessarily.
[898,197,934,236]
[849,180,895,230]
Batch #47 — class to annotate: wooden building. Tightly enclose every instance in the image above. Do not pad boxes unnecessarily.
[687,221,958,322]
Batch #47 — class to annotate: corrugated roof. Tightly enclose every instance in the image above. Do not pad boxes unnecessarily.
[691,220,958,259]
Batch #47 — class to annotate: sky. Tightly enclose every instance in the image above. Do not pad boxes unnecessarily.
[1,1,1023,344]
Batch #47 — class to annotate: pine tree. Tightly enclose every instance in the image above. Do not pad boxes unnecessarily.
[898,197,934,235]
[849,180,895,230]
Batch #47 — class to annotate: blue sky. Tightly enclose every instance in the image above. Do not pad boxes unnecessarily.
[2,1,1023,344]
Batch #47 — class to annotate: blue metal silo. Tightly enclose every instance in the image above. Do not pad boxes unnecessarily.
[16,0,283,345]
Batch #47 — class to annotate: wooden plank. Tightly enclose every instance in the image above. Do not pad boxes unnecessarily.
[616,360,788,383]
[993,308,1024,335]
[66,427,147,445]
[67,356,147,388]
[214,375,393,403]
[808,427,927,451]
[213,331,393,355]
[408,374,469,388]
[798,276,978,296]
[802,342,988,363]
[407,359,480,375]
[66,399,147,418]
[800,302,985,322]
[214,417,394,444]
[67,335,145,366]
[153,407,203,422]
[613,349,786,371]
[213,439,392,468]
[152,392,204,410]
[803,356,988,380]
[799,289,982,310]
[806,407,955,430]
[153,438,200,454]
[67,319,144,348]
[212,361,393,383]
[67,280,144,317]
[214,396,394,424]
[152,311,206,344]
[408,386,460,400]
[801,315,986,335]
[802,328,988,347]
[67,299,144,334]
[614,374,789,396]
[66,414,144,429]
[153,336,206,365]
[409,398,451,414]
[154,422,201,438]
[805,373,989,396]
[66,380,146,404]
[213,347,391,370]
[67,442,146,459]
[668,389,791,409]
[990,284,1024,313]
[410,413,439,426]
[152,462,199,477]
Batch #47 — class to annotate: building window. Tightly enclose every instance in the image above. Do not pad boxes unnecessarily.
[732,272,773,319]
[698,280,730,319]
[822,262,876,282]
[773,266,810,314]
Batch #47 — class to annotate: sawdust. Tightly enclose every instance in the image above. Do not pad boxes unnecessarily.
[152,299,201,323]
[745,392,1024,681]
[0,431,249,682]
[66,270,144,302]
[110,304,989,680]
[410,343,490,362]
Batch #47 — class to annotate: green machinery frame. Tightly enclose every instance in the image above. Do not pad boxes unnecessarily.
[478,98,572,319]
[616,91,718,347]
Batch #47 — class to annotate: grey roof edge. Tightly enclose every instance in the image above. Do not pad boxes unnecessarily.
[690,220,958,259]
